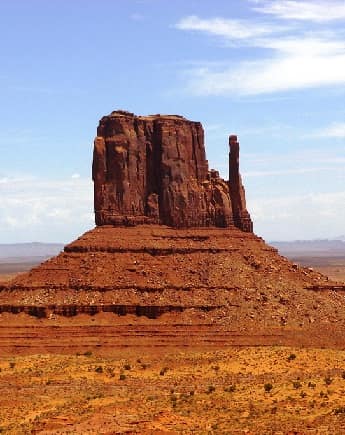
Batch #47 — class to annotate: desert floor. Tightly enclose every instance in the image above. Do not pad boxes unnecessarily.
[291,256,345,283]
[2,347,345,433]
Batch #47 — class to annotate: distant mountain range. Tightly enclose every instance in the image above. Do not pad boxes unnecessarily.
[1,238,345,263]
[270,238,345,257]
[0,243,64,263]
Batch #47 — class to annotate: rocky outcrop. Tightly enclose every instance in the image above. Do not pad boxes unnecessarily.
[93,110,253,231]
[229,135,253,232]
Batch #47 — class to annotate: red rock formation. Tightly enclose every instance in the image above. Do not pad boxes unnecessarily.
[229,135,253,232]
[93,110,253,231]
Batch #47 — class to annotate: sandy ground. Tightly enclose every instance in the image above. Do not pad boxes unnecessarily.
[2,347,345,433]
[292,256,345,283]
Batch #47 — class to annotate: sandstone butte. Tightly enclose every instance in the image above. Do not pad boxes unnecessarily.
[1,110,345,354]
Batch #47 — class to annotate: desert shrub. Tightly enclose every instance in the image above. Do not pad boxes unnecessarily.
[300,391,307,398]
[84,351,92,357]
[293,381,302,389]
[224,385,236,393]
[308,382,316,389]
[141,363,147,369]
[264,383,273,392]
[287,353,296,362]
[189,390,195,396]
[119,374,126,380]
[123,364,131,371]
[9,362,15,369]
[334,406,345,415]
[324,376,332,386]
[106,367,115,377]
[160,367,169,376]
[207,385,216,394]
[95,366,103,373]
[341,371,345,379]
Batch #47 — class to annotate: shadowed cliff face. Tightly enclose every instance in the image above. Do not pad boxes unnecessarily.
[93,110,253,231]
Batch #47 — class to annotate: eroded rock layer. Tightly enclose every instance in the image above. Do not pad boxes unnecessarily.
[93,111,252,231]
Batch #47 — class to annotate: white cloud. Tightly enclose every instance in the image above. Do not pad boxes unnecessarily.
[176,12,345,95]
[253,1,345,23]
[248,191,345,240]
[186,52,345,95]
[317,122,345,138]
[0,176,94,242]
[175,15,283,40]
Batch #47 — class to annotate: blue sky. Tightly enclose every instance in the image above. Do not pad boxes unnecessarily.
[0,0,344,242]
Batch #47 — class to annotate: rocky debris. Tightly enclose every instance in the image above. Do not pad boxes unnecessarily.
[93,111,253,231]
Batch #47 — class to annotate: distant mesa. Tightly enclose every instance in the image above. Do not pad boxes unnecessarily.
[93,110,253,232]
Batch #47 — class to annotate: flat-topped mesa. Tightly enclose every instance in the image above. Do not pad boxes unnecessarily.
[92,110,253,231]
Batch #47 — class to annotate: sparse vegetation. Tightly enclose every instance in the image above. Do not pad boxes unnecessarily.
[264,383,273,392]
[224,385,236,393]
[207,385,215,394]
[1,347,345,433]
[324,376,332,386]
[287,353,296,361]
[334,406,345,415]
